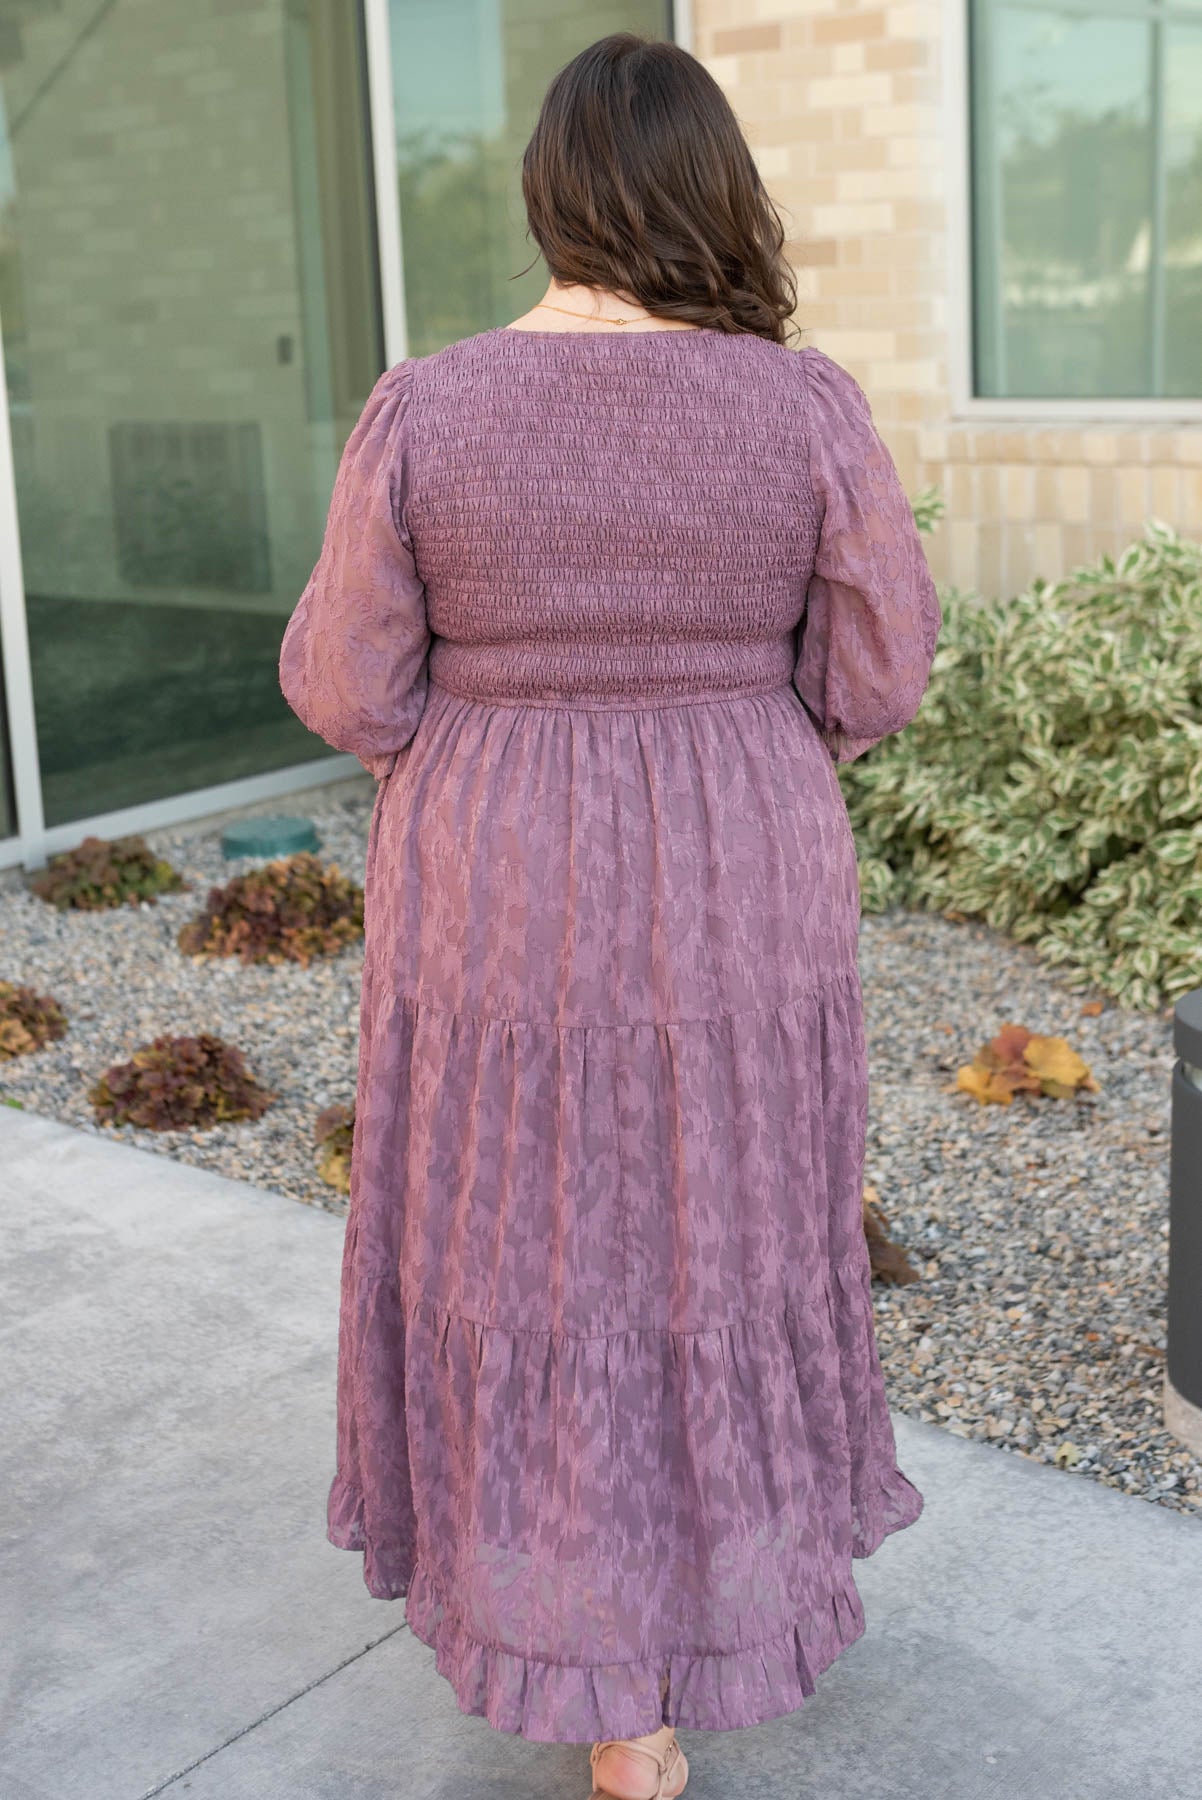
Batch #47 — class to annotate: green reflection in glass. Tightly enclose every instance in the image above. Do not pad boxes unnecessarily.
[389,1,675,357]
[0,0,383,829]
[1165,24,1202,397]
[971,0,1202,399]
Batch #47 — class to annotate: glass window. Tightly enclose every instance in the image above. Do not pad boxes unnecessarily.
[0,0,383,827]
[969,0,1202,399]
[388,1,676,357]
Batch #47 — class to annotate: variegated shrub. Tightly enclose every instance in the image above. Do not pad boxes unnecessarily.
[843,521,1202,1013]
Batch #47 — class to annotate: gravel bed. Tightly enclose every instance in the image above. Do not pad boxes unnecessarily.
[861,910,1197,1517]
[0,791,376,1213]
[1,786,1197,1517]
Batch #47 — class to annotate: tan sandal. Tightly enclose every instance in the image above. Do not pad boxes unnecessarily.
[588,1731,689,1800]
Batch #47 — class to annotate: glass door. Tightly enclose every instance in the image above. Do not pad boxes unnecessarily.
[388,0,676,356]
[0,0,384,827]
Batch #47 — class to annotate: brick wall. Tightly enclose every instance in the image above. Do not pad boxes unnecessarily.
[695,2,1202,597]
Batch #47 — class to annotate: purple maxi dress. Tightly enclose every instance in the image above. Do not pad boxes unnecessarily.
[278,324,941,1744]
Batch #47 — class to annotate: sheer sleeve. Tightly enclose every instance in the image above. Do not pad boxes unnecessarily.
[279,361,430,781]
[792,347,942,765]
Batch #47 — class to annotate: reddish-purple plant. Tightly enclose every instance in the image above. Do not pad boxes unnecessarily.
[89,1032,275,1130]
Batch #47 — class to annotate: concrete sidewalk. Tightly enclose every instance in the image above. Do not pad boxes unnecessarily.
[1,1106,1198,1800]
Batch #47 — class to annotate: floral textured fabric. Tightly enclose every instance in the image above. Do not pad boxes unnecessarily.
[278,325,941,1745]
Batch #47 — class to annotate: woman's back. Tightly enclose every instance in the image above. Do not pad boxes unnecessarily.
[409,325,817,707]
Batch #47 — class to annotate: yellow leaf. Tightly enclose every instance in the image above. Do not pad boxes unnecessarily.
[1024,1034,1097,1092]
[957,1062,1014,1105]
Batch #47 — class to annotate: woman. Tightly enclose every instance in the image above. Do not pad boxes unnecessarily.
[279,31,939,1800]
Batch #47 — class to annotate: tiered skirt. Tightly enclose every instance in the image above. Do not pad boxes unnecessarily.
[327,675,923,1742]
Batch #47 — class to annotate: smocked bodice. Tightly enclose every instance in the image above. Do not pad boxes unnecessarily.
[406,326,820,707]
[280,325,941,774]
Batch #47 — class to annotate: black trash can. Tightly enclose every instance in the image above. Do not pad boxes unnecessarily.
[1166,988,1202,1455]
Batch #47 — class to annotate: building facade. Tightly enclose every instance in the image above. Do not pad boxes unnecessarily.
[0,0,1197,870]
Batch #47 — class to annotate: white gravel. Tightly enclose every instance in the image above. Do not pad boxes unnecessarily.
[2,785,1197,1517]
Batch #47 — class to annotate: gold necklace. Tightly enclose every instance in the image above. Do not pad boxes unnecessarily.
[532,301,655,328]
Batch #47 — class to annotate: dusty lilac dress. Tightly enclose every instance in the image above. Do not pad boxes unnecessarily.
[278,324,941,1744]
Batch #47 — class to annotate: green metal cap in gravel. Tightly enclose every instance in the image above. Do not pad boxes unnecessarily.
[221,817,320,861]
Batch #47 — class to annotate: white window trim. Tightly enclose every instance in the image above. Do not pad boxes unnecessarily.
[944,0,1202,424]
[364,0,408,365]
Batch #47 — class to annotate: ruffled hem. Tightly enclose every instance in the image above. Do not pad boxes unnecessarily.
[324,1519,888,1739]
[325,1250,924,1738]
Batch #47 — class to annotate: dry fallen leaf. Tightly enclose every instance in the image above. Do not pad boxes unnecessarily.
[956,1022,1099,1105]
[1024,1034,1101,1096]
[862,1185,921,1285]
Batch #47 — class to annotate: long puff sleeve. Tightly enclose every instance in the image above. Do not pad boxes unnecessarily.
[793,348,942,764]
[279,361,430,781]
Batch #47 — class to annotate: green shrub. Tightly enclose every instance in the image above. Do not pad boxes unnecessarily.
[29,834,187,910]
[89,1032,275,1129]
[0,981,68,1059]
[314,1101,355,1194]
[911,484,946,538]
[842,521,1202,1012]
[178,851,364,967]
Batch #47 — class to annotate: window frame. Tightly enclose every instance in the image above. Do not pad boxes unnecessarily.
[947,0,1202,421]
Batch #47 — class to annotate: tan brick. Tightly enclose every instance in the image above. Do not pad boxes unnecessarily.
[811,200,895,233]
[886,135,935,167]
[867,357,941,391]
[888,261,942,295]
[976,464,1001,516]
[886,1,943,36]
[812,135,890,170]
[1035,467,1062,516]
[1150,466,1180,523]
[1088,468,1118,524]
[811,9,887,40]
[862,103,939,137]
[1181,469,1202,523]
[1029,434,1065,465]
[752,112,832,144]
[1002,464,1035,521]
[1117,467,1150,522]
[891,71,943,104]
[701,53,741,88]
[802,299,843,329]
[891,198,947,232]
[864,38,931,70]
[1057,468,1091,523]
[1046,431,1085,463]
[1061,525,1096,570]
[806,71,894,108]
[712,22,783,53]
[792,236,840,265]
[977,522,1005,598]
[1173,431,1202,466]
[1033,523,1063,576]
[819,328,899,361]
[755,144,793,179]
[832,42,867,72]
[1081,433,1120,465]
[836,166,932,201]
[941,462,973,513]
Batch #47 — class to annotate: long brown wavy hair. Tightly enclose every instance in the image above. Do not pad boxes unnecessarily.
[519,33,799,345]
